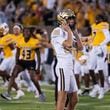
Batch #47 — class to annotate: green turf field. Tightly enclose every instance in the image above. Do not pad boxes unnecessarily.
[0,85,110,110]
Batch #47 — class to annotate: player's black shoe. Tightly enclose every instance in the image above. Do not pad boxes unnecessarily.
[81,89,90,96]
[1,92,12,100]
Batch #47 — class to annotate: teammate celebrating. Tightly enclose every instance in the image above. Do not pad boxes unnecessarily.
[88,14,110,99]
[12,24,39,99]
[0,23,16,85]
[1,27,46,101]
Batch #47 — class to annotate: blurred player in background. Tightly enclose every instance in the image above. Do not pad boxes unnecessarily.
[88,13,110,99]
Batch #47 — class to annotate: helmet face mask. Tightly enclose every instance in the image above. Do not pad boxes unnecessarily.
[66,15,76,30]
[57,9,76,25]
[67,16,76,20]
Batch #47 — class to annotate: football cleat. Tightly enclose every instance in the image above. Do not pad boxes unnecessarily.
[13,90,25,100]
[89,84,100,98]
[98,88,104,99]
[38,93,46,102]
[81,89,90,96]
[77,89,82,96]
[1,92,12,101]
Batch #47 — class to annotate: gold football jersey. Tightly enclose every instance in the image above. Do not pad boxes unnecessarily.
[17,37,40,61]
[0,34,14,58]
[92,22,109,46]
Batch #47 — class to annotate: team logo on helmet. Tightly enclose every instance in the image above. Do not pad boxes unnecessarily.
[57,9,75,24]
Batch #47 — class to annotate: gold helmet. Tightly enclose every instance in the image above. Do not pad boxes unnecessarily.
[57,9,75,24]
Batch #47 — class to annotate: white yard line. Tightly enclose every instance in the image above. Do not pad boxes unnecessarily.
[78,103,89,106]
[10,101,55,105]
[0,107,55,110]
[95,105,110,108]
[11,108,55,110]
[20,88,54,93]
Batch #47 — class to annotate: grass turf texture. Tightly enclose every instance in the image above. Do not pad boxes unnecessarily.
[0,85,110,110]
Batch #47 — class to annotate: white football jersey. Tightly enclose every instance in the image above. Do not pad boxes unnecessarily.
[51,27,75,68]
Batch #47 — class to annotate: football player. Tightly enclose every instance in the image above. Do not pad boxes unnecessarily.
[51,9,83,110]
[1,27,46,101]
[88,14,110,99]
[0,23,24,99]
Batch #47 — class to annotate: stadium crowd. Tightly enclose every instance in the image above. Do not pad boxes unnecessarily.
[0,0,110,26]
